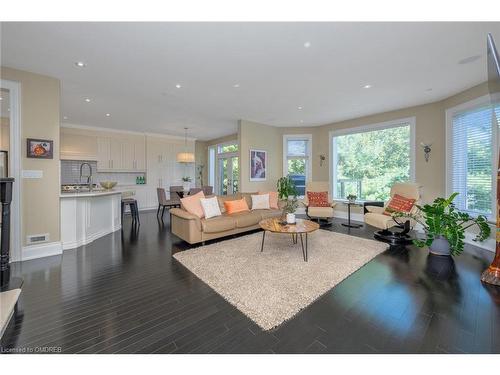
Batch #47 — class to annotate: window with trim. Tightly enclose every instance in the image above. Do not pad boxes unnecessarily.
[447,98,499,219]
[331,119,415,201]
[283,135,312,197]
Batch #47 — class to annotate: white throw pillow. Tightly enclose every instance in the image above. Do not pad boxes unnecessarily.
[251,194,270,210]
[200,196,222,219]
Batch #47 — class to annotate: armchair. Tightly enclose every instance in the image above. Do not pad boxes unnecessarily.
[364,182,421,245]
[303,181,336,223]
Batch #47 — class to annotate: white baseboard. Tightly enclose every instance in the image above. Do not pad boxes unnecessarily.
[62,225,121,251]
[22,241,62,261]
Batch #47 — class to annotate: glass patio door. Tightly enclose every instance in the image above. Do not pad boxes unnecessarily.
[218,156,239,195]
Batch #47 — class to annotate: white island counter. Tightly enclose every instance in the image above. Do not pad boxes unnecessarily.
[60,190,122,250]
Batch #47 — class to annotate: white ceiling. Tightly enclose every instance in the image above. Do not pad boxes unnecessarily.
[1,22,499,140]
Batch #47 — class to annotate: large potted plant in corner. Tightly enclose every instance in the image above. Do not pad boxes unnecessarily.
[394,192,491,256]
[277,176,299,224]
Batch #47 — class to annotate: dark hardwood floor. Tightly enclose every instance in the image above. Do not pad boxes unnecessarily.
[1,211,499,354]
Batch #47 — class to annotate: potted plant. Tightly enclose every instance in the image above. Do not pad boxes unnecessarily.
[181,176,192,191]
[283,197,300,224]
[277,176,299,223]
[394,192,491,256]
[346,194,357,203]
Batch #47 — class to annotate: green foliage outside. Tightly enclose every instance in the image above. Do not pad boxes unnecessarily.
[288,159,306,175]
[335,126,410,201]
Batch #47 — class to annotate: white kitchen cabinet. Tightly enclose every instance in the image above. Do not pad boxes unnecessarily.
[60,130,98,161]
[96,135,146,172]
[97,137,121,170]
[97,137,111,170]
[146,136,195,198]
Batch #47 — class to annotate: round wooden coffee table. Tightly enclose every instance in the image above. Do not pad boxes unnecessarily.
[259,218,320,262]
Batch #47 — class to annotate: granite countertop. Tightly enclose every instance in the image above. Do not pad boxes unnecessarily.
[60,190,122,198]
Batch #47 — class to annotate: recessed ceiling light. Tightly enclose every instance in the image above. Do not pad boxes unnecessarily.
[84,98,91,103]
[304,41,311,48]
[297,106,303,110]
[363,84,372,89]
[233,84,240,88]
[7,108,10,112]
[63,116,68,120]
[175,84,182,89]
[75,61,87,68]
[300,120,304,123]
[458,55,481,65]
[106,113,110,117]
[0,97,2,101]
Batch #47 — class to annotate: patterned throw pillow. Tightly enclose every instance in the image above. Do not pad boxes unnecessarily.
[383,194,416,216]
[307,191,330,207]
[251,194,270,210]
[199,196,222,219]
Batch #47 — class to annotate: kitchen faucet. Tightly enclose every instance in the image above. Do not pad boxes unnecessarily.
[79,162,93,191]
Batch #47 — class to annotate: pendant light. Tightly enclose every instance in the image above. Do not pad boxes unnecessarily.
[176,127,195,163]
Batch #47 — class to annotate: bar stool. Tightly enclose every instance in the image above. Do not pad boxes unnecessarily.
[121,190,140,225]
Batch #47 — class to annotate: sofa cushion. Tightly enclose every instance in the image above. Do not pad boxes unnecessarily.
[201,215,236,233]
[231,211,263,228]
[308,206,334,218]
[257,209,282,220]
[365,212,396,229]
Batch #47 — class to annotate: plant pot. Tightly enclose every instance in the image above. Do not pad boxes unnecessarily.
[182,181,190,191]
[286,213,296,224]
[429,235,451,256]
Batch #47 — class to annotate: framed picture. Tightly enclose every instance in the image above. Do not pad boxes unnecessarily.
[27,138,53,159]
[250,149,267,181]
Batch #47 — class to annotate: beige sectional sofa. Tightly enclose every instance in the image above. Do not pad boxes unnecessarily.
[170,192,283,244]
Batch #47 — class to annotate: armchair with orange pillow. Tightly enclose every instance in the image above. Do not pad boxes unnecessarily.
[303,181,337,223]
[364,182,421,245]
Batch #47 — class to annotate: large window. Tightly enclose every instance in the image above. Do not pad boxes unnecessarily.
[447,97,499,219]
[283,135,312,196]
[331,118,415,201]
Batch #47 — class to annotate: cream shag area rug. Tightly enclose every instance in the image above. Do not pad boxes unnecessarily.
[173,230,388,330]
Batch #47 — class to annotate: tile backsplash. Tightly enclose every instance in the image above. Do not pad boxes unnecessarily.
[61,160,145,185]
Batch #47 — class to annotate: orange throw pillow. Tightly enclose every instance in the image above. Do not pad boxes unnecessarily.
[383,194,415,216]
[180,191,205,218]
[258,191,279,209]
[307,191,330,207]
[224,198,249,214]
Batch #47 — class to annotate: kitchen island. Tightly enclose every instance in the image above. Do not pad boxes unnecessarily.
[60,190,122,250]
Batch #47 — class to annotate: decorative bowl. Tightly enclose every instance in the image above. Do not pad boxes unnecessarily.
[99,181,117,190]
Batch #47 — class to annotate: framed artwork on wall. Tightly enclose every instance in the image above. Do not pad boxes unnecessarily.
[27,138,53,159]
[250,149,267,181]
